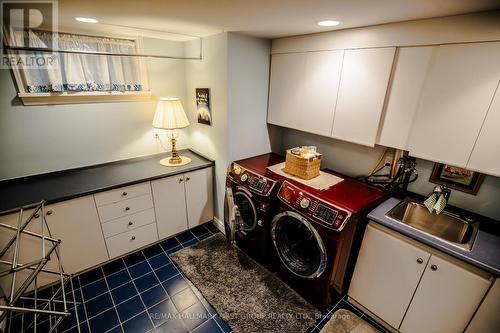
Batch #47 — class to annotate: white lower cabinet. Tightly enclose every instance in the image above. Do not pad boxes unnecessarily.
[465,278,500,333]
[0,208,62,292]
[44,196,110,273]
[400,254,491,333]
[349,223,492,333]
[152,174,188,239]
[0,166,213,292]
[349,223,431,328]
[0,195,110,294]
[185,167,214,228]
[105,222,158,258]
[101,208,156,238]
[152,167,214,239]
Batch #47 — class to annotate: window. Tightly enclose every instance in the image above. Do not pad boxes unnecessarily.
[8,30,151,105]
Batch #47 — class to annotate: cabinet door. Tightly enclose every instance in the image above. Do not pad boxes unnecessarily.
[298,50,344,136]
[467,82,500,177]
[0,209,60,292]
[377,47,435,149]
[348,224,430,329]
[332,47,396,147]
[152,176,188,239]
[45,196,109,273]
[185,167,214,228]
[407,42,500,167]
[400,255,491,333]
[267,53,306,129]
[465,278,500,333]
[267,51,343,136]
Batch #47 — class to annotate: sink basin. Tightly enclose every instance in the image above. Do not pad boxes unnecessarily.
[386,199,479,251]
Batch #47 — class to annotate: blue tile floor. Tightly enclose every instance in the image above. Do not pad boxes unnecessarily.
[9,221,386,333]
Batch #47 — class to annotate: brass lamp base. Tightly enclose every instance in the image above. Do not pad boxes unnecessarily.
[159,131,191,167]
[160,156,191,167]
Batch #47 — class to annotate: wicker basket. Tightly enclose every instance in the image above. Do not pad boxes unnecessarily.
[283,149,321,180]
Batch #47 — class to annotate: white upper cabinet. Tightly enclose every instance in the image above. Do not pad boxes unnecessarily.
[407,42,500,167]
[268,51,343,136]
[267,53,306,129]
[299,50,344,136]
[332,47,396,147]
[467,82,500,176]
[377,47,435,149]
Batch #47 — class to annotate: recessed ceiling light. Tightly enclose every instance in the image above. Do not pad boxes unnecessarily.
[75,17,99,24]
[317,20,340,27]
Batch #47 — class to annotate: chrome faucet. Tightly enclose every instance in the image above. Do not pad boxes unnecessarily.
[424,185,451,214]
[433,185,451,201]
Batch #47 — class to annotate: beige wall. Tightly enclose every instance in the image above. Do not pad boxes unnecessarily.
[277,127,500,220]
[186,32,274,219]
[0,38,189,180]
[185,33,229,219]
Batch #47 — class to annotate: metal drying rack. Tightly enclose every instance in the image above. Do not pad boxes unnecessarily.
[0,201,81,332]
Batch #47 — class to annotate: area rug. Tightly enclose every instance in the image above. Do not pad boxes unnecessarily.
[320,309,380,333]
[170,233,321,333]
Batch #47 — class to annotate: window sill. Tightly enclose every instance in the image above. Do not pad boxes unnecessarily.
[18,91,152,106]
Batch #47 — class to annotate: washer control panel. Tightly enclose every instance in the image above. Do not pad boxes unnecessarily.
[227,163,275,196]
[277,181,350,231]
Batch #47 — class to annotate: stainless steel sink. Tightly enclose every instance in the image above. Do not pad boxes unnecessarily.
[386,199,479,251]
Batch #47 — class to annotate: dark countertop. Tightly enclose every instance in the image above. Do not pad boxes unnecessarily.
[368,197,500,276]
[0,149,214,214]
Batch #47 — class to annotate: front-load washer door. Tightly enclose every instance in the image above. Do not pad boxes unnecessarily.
[233,191,257,234]
[271,211,327,279]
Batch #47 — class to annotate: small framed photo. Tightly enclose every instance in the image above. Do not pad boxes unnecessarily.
[196,88,212,126]
[429,163,485,195]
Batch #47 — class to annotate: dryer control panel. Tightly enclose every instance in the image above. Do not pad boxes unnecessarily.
[227,163,276,196]
[277,181,351,231]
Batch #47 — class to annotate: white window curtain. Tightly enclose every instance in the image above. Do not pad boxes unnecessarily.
[10,30,146,93]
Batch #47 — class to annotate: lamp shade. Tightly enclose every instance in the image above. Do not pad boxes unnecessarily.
[152,97,190,130]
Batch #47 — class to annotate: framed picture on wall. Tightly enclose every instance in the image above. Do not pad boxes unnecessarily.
[429,163,485,195]
[196,88,212,126]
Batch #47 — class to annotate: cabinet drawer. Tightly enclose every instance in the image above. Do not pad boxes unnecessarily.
[94,182,151,206]
[101,209,156,238]
[106,222,158,258]
[98,194,154,222]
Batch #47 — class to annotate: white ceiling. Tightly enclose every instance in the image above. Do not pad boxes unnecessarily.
[58,0,500,40]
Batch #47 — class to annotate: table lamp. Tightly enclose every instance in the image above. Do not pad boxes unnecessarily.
[152,97,191,166]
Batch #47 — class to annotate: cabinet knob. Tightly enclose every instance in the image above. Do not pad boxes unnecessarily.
[179,178,184,183]
[46,210,53,216]
[125,207,130,211]
[35,213,40,218]
[430,264,438,271]
[128,222,133,226]
[416,258,423,264]
[131,236,136,241]
[122,191,128,196]
[186,177,190,181]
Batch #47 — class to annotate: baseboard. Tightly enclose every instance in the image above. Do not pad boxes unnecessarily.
[213,216,225,234]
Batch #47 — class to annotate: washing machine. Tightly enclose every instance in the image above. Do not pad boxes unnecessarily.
[224,153,285,266]
[270,170,386,309]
